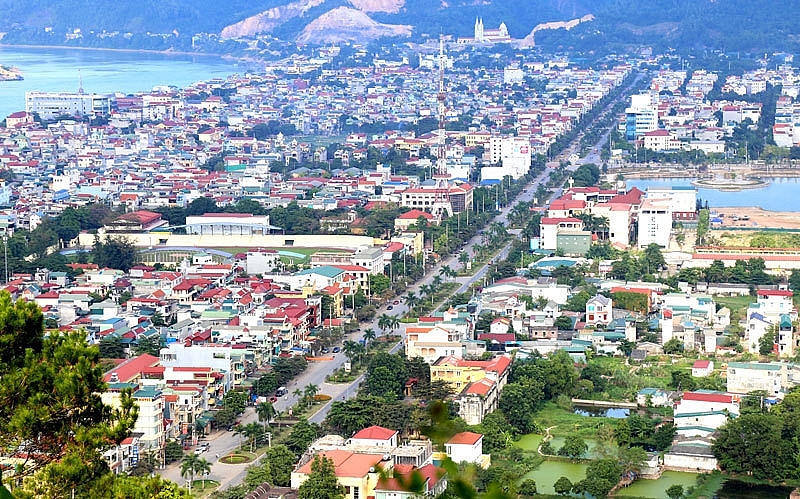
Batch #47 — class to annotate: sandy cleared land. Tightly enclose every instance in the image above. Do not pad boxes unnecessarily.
[711,207,800,230]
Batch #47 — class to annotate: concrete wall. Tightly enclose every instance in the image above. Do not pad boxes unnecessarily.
[78,232,381,251]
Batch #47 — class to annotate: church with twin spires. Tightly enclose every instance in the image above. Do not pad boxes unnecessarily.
[457,17,512,44]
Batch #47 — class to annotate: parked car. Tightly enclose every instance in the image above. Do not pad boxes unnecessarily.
[387,305,393,310]
[195,443,210,455]
[393,300,400,305]
[332,346,340,353]
[321,347,329,354]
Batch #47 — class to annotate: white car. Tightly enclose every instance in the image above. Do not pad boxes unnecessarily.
[195,443,209,455]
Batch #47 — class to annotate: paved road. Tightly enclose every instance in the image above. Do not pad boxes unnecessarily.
[159,72,643,492]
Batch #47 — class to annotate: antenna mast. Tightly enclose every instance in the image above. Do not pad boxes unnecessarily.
[431,35,453,219]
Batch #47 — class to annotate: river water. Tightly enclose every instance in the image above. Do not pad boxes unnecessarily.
[626,177,800,212]
[0,46,245,117]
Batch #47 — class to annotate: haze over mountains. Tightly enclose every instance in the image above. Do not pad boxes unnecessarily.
[0,0,797,52]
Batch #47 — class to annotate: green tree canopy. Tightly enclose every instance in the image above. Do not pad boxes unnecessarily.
[297,456,346,499]
[0,292,139,496]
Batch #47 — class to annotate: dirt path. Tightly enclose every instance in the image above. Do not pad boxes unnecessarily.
[537,426,556,455]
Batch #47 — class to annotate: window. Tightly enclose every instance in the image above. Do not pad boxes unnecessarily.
[353,487,360,499]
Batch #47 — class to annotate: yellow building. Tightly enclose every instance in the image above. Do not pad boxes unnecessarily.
[392,231,424,256]
[430,355,512,393]
[291,450,389,499]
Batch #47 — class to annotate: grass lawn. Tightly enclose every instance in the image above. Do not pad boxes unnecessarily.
[208,246,351,262]
[715,295,756,314]
[534,402,617,439]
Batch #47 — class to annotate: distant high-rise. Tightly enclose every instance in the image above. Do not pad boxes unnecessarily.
[625,93,658,141]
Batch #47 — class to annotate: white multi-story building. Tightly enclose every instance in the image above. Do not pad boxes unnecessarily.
[485,136,531,179]
[726,361,786,395]
[644,186,698,217]
[185,213,276,236]
[625,93,658,140]
[539,217,583,250]
[673,391,739,438]
[637,198,672,248]
[26,91,114,119]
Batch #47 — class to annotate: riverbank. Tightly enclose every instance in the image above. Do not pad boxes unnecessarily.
[0,65,22,81]
[0,43,228,59]
[0,43,266,68]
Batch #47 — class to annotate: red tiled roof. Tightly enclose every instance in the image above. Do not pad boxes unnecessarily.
[693,360,711,369]
[463,378,495,396]
[398,209,434,220]
[352,425,397,441]
[757,289,793,297]
[540,217,582,225]
[447,431,482,445]
[682,391,732,404]
[104,354,161,383]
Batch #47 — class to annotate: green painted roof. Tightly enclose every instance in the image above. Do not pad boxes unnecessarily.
[728,362,782,370]
[133,386,162,399]
[296,265,344,278]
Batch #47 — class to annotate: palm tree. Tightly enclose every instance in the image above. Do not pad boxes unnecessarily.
[431,275,443,290]
[420,284,435,306]
[362,328,376,346]
[458,251,470,269]
[242,422,264,452]
[256,401,275,429]
[292,387,304,402]
[303,384,319,408]
[378,313,392,334]
[438,265,453,282]
[180,454,211,492]
[405,291,420,313]
[343,340,360,366]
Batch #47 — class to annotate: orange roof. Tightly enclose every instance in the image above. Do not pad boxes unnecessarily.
[104,354,161,383]
[398,209,434,220]
[447,431,482,445]
[296,450,385,478]
[463,378,495,396]
[352,425,397,441]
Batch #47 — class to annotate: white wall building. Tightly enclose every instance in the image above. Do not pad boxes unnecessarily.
[637,198,672,248]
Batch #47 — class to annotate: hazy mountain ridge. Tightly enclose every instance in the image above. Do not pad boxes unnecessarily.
[0,0,797,52]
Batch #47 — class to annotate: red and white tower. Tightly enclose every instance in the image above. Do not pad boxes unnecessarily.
[431,35,453,220]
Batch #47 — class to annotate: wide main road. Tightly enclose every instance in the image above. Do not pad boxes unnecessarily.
[159,72,640,490]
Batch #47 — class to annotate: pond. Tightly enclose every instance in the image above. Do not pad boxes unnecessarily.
[616,471,698,498]
[514,433,543,452]
[547,437,602,459]
[520,460,588,495]
[573,406,630,418]
[716,480,793,499]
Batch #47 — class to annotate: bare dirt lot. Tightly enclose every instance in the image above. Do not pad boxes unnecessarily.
[712,207,800,230]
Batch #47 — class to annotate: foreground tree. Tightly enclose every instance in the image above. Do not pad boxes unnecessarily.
[297,456,345,499]
[0,292,139,497]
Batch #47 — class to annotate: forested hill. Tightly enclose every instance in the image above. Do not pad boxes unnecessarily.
[0,0,797,54]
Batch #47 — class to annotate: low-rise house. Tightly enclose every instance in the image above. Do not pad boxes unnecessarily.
[291,450,389,499]
[585,295,612,326]
[636,388,674,407]
[673,391,739,438]
[444,432,489,468]
[691,360,714,378]
[374,463,447,499]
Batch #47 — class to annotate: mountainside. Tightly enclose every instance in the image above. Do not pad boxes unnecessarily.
[0,0,797,52]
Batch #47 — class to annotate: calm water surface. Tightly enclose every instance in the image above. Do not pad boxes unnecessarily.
[626,177,800,211]
[0,46,244,117]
